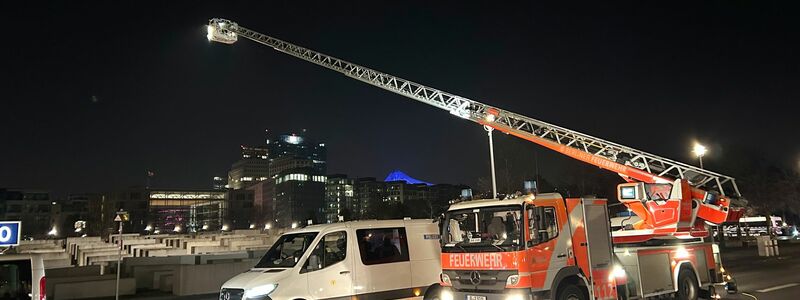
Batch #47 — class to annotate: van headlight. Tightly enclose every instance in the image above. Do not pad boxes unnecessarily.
[244,283,277,299]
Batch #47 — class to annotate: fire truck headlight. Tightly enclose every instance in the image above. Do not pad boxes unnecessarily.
[506,274,520,286]
[440,273,452,286]
[441,289,454,300]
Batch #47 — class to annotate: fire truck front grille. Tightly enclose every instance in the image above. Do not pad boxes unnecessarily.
[444,270,518,291]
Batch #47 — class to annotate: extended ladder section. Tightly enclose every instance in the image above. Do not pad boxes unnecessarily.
[207,18,742,239]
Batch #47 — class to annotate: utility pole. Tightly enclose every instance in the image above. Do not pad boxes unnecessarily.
[484,125,498,199]
[114,210,129,300]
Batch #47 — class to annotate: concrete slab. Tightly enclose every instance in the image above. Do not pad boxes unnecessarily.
[53,278,135,299]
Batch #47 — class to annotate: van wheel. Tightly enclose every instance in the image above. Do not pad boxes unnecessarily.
[557,284,588,300]
[676,268,699,300]
[423,285,441,300]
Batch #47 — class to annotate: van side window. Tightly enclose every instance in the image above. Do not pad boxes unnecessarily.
[303,231,346,272]
[0,259,33,299]
[356,228,410,265]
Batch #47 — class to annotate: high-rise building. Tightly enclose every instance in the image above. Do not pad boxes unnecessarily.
[267,134,327,174]
[273,167,327,227]
[227,132,328,227]
[228,145,269,189]
[354,177,388,219]
[247,180,275,226]
[268,156,314,178]
[324,175,355,223]
[328,171,469,221]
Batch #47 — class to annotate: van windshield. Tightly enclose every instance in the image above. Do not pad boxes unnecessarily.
[255,232,318,268]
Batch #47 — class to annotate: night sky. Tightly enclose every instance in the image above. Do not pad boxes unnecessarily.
[4,1,799,195]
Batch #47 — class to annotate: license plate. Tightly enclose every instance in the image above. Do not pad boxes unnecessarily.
[466,295,487,300]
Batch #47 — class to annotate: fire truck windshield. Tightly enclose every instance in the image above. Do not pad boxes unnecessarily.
[442,205,523,252]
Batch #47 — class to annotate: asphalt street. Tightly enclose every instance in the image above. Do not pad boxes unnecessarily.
[717,241,800,300]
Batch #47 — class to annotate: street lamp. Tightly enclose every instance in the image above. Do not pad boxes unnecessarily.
[692,143,708,169]
[114,210,129,300]
[484,125,498,199]
[264,223,272,230]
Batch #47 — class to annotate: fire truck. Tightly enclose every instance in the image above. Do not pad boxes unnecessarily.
[206,18,742,300]
[439,191,729,300]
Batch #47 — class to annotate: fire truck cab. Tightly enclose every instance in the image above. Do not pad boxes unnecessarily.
[439,193,724,300]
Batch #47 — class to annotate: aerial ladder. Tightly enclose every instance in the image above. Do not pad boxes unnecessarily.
[206,18,743,242]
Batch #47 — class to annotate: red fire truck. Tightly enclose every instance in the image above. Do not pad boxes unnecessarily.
[439,189,729,300]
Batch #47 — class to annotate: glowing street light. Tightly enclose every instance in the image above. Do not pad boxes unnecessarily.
[291,222,298,229]
[249,224,256,229]
[47,227,58,237]
[692,143,708,168]
[264,223,272,230]
[221,225,230,231]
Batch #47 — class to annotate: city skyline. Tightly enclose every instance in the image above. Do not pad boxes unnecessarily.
[4,1,799,196]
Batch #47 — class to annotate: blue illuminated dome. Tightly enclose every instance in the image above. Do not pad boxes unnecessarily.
[384,170,432,186]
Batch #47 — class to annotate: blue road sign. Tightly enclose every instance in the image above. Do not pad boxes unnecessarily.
[0,222,21,247]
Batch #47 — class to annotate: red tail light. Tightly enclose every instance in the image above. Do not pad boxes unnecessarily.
[39,276,46,300]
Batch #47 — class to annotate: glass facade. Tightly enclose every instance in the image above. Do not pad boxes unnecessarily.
[148,190,226,232]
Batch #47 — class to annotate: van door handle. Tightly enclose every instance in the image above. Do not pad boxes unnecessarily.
[340,271,350,275]
[557,253,566,258]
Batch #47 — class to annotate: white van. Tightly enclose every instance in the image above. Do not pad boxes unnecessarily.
[0,254,46,300]
[220,219,442,300]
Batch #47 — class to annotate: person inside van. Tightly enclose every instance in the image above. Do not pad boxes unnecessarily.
[377,235,400,260]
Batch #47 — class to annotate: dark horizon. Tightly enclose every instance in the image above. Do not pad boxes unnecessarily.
[4,2,799,196]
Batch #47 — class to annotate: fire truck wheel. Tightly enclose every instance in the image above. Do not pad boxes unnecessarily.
[557,284,588,300]
[676,268,699,300]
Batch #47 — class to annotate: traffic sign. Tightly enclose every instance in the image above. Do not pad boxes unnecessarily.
[0,221,21,247]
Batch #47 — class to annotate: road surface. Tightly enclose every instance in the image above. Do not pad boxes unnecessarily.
[718,241,800,300]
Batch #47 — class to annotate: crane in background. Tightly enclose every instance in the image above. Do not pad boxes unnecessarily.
[206,18,743,242]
